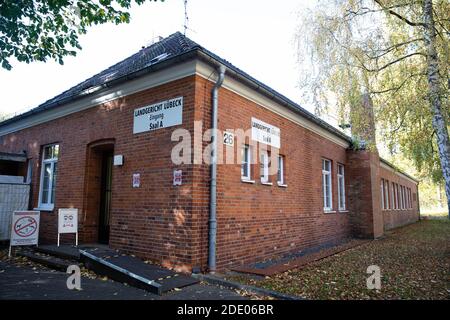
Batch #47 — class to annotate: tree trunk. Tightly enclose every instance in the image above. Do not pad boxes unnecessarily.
[423,0,450,218]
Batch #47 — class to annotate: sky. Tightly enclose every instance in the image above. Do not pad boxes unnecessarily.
[0,0,317,118]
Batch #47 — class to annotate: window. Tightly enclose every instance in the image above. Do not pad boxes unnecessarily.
[400,186,405,210]
[322,159,332,211]
[277,155,285,186]
[408,188,412,209]
[38,144,59,210]
[241,145,251,181]
[403,186,407,209]
[385,180,390,209]
[337,164,346,211]
[405,187,409,209]
[260,150,270,184]
[392,182,397,209]
[381,179,385,210]
[396,183,400,210]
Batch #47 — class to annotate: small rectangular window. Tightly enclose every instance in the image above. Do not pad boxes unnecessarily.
[260,150,270,184]
[38,144,59,210]
[277,155,285,185]
[337,164,346,211]
[400,185,405,210]
[241,145,251,180]
[408,188,412,209]
[384,180,391,210]
[381,179,385,210]
[322,159,332,211]
[392,182,396,209]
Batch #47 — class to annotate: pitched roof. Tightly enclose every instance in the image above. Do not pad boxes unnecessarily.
[0,32,351,142]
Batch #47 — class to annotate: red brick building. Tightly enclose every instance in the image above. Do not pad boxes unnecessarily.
[0,32,419,272]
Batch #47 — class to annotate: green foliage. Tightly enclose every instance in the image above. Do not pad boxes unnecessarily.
[0,0,163,70]
[296,0,449,184]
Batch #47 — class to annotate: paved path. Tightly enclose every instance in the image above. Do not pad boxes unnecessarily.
[0,261,247,300]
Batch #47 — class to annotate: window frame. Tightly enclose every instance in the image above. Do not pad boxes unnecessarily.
[385,180,390,210]
[400,185,405,210]
[381,179,385,210]
[337,164,346,211]
[38,144,59,211]
[241,144,252,181]
[259,150,271,184]
[392,182,397,210]
[322,159,333,212]
[277,155,286,186]
[396,183,400,210]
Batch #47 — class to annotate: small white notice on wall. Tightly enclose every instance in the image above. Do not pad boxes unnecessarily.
[133,96,183,134]
[251,117,281,148]
[173,170,182,186]
[223,131,234,147]
[133,173,141,188]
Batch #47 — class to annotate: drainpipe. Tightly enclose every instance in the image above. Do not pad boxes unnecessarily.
[209,65,226,273]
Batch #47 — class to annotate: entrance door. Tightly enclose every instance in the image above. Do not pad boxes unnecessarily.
[98,151,113,244]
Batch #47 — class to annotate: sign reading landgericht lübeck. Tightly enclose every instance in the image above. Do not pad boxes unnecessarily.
[133,96,183,134]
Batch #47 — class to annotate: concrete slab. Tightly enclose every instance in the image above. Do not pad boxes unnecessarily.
[80,248,199,295]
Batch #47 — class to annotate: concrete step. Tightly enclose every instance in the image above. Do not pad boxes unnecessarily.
[17,250,77,272]
[34,245,81,261]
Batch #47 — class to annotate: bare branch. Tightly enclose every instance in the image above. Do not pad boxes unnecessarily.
[364,38,425,60]
[362,52,426,72]
[371,72,425,94]
[373,0,426,27]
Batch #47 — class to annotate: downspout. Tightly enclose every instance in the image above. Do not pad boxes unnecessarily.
[209,65,226,273]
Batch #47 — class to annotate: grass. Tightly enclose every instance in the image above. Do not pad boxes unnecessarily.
[421,211,448,219]
[229,220,450,300]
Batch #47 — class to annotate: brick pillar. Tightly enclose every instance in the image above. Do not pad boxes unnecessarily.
[346,149,383,238]
[346,94,384,239]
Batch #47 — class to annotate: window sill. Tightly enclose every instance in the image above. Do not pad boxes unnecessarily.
[339,210,349,213]
[324,210,336,214]
[241,179,255,184]
[34,206,54,212]
[277,182,288,188]
[260,181,273,186]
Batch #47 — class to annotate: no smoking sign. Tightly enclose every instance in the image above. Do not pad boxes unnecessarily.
[14,216,38,238]
[10,211,40,246]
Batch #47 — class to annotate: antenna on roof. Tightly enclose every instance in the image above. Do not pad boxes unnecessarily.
[183,0,189,36]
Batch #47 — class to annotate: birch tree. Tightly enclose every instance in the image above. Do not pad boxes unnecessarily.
[296,0,450,217]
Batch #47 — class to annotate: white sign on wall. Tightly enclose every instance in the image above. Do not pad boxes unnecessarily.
[10,211,40,247]
[223,131,234,147]
[133,96,183,134]
[251,117,281,148]
[173,169,182,186]
[58,208,78,246]
[133,173,141,188]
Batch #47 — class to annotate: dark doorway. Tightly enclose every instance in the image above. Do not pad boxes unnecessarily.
[98,151,113,244]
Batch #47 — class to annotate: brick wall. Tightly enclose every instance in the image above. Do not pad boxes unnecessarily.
[0,76,199,271]
[193,76,353,269]
[379,166,420,230]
